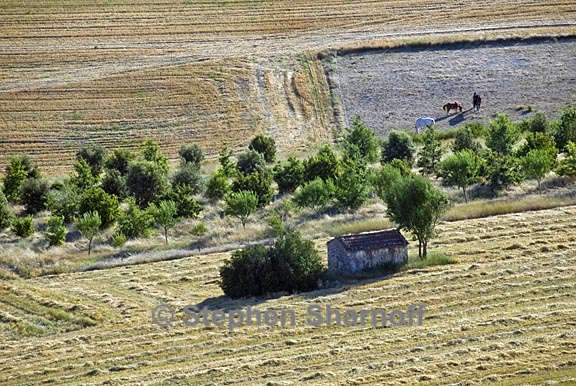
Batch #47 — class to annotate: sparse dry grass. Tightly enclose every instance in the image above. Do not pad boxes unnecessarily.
[0,205,575,384]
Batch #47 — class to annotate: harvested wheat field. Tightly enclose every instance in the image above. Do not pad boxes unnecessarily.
[333,38,576,134]
[1,1,575,173]
[1,206,575,385]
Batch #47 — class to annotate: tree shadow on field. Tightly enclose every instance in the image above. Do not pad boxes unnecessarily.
[193,272,399,312]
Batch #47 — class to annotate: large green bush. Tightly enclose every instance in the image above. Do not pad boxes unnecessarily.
[554,106,576,151]
[116,198,154,239]
[236,150,266,175]
[3,155,40,202]
[333,160,370,211]
[104,148,134,175]
[47,182,80,223]
[45,215,67,246]
[342,116,380,163]
[101,169,128,199]
[219,229,324,298]
[171,164,203,194]
[205,170,230,202]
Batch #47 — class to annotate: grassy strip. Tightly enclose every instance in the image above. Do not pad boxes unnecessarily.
[444,194,576,222]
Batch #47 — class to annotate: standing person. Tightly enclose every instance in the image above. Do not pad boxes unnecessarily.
[476,93,482,112]
[472,92,478,111]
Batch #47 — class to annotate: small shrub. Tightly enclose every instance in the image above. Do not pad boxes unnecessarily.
[249,135,276,163]
[166,186,203,218]
[191,222,208,236]
[12,216,34,238]
[77,143,106,176]
[417,126,443,175]
[126,160,169,207]
[3,155,40,202]
[342,116,380,163]
[554,106,576,151]
[172,164,203,194]
[141,140,169,173]
[0,203,14,231]
[179,144,204,168]
[381,131,415,165]
[71,159,98,191]
[20,178,50,214]
[273,157,305,194]
[486,114,519,156]
[45,215,67,246]
[333,160,370,211]
[293,178,333,210]
[205,170,230,202]
[111,231,127,247]
[236,150,265,175]
[104,148,134,175]
[557,141,576,177]
[46,182,80,223]
[371,163,402,200]
[304,144,339,181]
[101,169,128,199]
[453,126,481,153]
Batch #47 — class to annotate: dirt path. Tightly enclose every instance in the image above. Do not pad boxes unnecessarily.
[333,37,576,134]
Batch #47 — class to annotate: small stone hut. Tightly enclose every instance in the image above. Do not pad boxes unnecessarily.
[327,229,408,275]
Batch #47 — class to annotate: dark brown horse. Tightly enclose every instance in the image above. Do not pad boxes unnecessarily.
[443,101,463,114]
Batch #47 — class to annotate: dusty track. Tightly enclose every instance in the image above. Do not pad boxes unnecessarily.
[1,206,575,384]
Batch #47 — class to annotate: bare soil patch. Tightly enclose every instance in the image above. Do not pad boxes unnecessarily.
[333,37,576,134]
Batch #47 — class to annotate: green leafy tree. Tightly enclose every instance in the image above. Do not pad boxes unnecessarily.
[71,158,98,191]
[179,144,204,168]
[101,169,128,199]
[231,169,274,207]
[236,150,265,175]
[333,160,370,211]
[172,164,203,194]
[516,131,557,158]
[273,157,305,194]
[249,135,277,163]
[518,112,549,133]
[381,131,415,165]
[77,143,106,177]
[304,145,340,181]
[417,126,443,175]
[20,178,50,214]
[482,151,523,193]
[224,191,258,228]
[438,150,483,202]
[149,200,178,244]
[46,181,80,223]
[12,215,34,238]
[554,106,576,151]
[76,211,101,256]
[165,186,203,218]
[126,161,169,207]
[371,163,403,201]
[342,116,380,163]
[487,114,519,156]
[79,187,119,229]
[3,155,39,202]
[453,126,481,153]
[104,148,134,176]
[521,149,556,193]
[293,178,333,210]
[45,215,67,246]
[205,170,230,202]
[557,141,576,177]
[141,140,169,173]
[116,198,154,239]
[218,147,236,178]
[384,175,450,258]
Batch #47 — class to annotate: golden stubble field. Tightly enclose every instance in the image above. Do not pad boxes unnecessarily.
[1,206,575,385]
[1,0,575,174]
